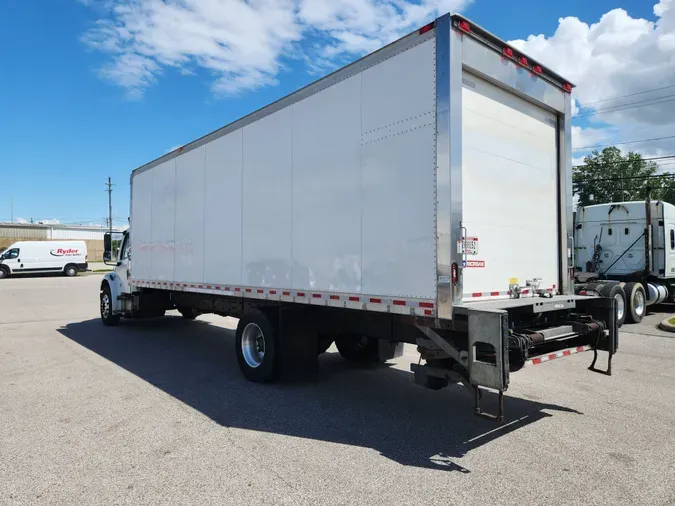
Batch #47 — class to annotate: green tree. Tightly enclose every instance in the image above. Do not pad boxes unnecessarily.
[573,147,675,206]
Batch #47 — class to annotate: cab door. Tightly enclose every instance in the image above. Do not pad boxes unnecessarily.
[3,248,22,273]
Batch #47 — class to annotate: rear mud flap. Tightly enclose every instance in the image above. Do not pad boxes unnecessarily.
[577,295,618,376]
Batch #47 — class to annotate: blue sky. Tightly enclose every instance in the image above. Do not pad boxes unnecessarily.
[0,0,670,225]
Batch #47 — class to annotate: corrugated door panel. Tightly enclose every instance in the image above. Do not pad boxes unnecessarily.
[462,73,559,299]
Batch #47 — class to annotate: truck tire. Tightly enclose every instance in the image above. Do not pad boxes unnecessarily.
[335,335,380,364]
[100,284,121,326]
[0,266,8,279]
[235,310,279,382]
[64,264,78,277]
[177,306,199,320]
[599,283,626,327]
[624,282,647,324]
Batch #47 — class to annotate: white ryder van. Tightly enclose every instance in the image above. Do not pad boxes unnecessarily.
[0,241,88,279]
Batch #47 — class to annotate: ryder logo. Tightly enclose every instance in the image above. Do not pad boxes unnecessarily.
[50,248,80,257]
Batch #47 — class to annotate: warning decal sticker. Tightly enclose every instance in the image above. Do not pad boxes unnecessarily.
[463,260,485,268]
[457,237,479,255]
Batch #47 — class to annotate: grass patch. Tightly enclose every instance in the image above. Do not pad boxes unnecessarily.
[668,317,675,326]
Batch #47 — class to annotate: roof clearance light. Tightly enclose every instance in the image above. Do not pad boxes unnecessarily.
[518,56,528,66]
[419,22,435,35]
[533,65,542,74]
[458,20,471,33]
[564,83,573,93]
[503,47,514,58]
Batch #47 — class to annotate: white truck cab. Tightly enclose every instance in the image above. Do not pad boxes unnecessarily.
[0,241,88,279]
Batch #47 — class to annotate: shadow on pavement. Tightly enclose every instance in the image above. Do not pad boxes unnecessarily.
[57,317,582,473]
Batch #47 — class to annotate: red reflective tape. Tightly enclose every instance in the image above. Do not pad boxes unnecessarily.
[349,296,360,302]
[206,285,212,289]
[257,289,264,294]
[370,298,382,304]
[183,284,188,287]
[472,292,482,298]
[547,288,553,293]
[522,289,529,294]
[532,358,542,365]
[330,295,339,300]
[235,288,241,292]
[198,285,203,288]
[269,290,277,295]
[393,300,406,306]
[563,350,571,356]
[190,284,196,288]
[424,309,433,316]
[312,293,321,299]
[283,291,291,296]
[419,302,434,308]
[576,346,585,352]
[548,354,557,361]
[490,291,500,296]
[245,288,252,293]
[297,292,306,297]
[553,284,557,289]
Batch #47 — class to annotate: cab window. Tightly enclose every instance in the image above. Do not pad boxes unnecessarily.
[122,236,131,260]
[2,248,19,259]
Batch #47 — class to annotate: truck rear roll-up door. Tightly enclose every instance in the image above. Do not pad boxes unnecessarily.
[461,73,560,300]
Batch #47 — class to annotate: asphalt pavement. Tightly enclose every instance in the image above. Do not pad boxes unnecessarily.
[1,274,674,505]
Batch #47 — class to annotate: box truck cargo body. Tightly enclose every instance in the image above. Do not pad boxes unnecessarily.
[574,200,675,325]
[101,14,616,421]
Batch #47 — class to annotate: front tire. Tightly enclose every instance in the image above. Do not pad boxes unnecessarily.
[0,266,9,279]
[624,282,647,324]
[335,335,380,363]
[100,284,120,326]
[599,283,626,327]
[235,310,279,382]
[177,306,199,320]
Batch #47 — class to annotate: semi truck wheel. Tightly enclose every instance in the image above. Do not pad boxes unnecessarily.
[100,285,121,326]
[599,284,626,327]
[235,310,279,382]
[624,282,646,324]
[177,306,199,320]
[335,335,380,363]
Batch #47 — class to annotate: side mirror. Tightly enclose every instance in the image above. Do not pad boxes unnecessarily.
[103,233,112,263]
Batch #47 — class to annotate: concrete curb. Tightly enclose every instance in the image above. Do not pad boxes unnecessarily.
[658,317,675,332]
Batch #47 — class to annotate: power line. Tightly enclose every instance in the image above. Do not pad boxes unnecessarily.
[574,135,675,151]
[574,173,675,184]
[575,96,675,119]
[580,83,675,106]
[573,155,675,168]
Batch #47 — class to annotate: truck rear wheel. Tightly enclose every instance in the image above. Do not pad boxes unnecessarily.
[335,335,380,363]
[599,284,626,327]
[624,282,646,324]
[64,264,78,277]
[235,310,279,382]
[100,285,120,326]
[177,306,199,320]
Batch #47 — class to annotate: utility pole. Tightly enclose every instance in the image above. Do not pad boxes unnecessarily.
[10,197,13,223]
[105,177,114,234]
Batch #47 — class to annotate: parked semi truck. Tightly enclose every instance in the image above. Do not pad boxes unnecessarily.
[574,198,675,325]
[100,13,617,422]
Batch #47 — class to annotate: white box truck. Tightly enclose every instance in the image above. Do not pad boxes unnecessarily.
[0,240,88,278]
[100,14,617,421]
[575,198,675,325]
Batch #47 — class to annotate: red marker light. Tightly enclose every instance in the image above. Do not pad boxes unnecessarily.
[503,47,514,58]
[458,20,470,32]
[419,22,435,35]
[533,65,542,74]
[451,263,458,285]
[518,56,528,66]
[563,83,572,93]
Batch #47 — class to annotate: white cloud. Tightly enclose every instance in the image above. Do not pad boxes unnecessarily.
[37,219,61,225]
[15,217,28,224]
[80,0,472,97]
[510,0,675,157]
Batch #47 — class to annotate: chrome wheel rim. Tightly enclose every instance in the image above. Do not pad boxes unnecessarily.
[101,293,111,319]
[634,291,645,316]
[242,323,265,368]
[614,293,625,321]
